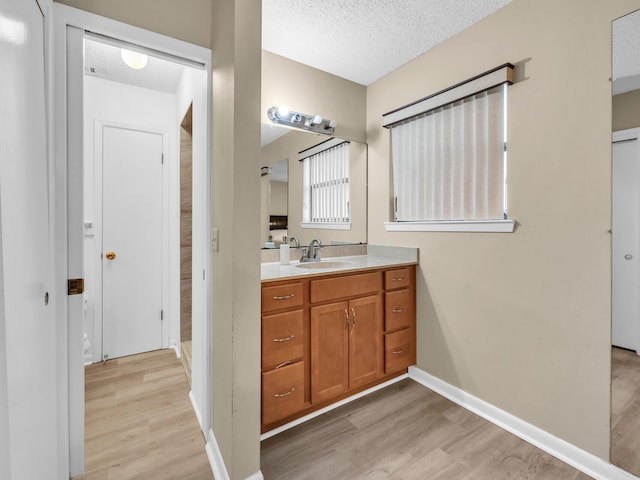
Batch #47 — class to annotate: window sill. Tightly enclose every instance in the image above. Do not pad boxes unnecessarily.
[384,219,515,233]
[301,222,351,230]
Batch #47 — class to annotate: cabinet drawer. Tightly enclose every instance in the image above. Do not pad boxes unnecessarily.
[384,267,412,290]
[262,310,303,370]
[385,289,412,331]
[385,329,413,373]
[262,282,303,313]
[262,362,304,425]
[310,271,381,303]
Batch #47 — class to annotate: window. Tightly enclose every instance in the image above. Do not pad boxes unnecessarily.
[300,138,350,229]
[383,64,515,232]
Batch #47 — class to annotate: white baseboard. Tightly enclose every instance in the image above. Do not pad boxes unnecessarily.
[206,428,230,480]
[171,342,181,358]
[408,366,639,480]
[245,471,264,480]
[260,373,409,441]
[188,390,204,434]
[83,353,93,366]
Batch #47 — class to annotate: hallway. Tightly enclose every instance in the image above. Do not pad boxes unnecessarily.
[74,349,212,480]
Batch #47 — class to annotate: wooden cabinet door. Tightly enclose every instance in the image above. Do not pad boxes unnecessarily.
[311,301,349,403]
[349,294,383,389]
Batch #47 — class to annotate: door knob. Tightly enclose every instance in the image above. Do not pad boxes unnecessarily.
[105,251,116,260]
[625,254,633,260]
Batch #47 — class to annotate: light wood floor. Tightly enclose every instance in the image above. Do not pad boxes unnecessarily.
[73,349,213,480]
[261,379,592,480]
[611,346,640,476]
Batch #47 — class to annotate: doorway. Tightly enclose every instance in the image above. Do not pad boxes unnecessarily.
[180,104,194,384]
[100,124,164,359]
[55,9,212,475]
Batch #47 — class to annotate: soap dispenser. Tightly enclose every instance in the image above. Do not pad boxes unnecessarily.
[279,236,290,265]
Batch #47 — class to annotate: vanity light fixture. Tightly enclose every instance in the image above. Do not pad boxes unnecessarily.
[121,48,148,69]
[267,106,337,135]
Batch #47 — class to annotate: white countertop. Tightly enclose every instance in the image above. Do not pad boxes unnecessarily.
[261,245,418,282]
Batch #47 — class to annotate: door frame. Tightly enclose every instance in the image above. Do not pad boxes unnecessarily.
[612,127,640,354]
[94,121,170,361]
[53,5,213,476]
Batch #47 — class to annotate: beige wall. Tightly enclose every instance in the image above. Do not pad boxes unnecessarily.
[54,0,262,478]
[55,0,211,47]
[262,51,367,143]
[613,89,640,131]
[367,0,640,459]
[262,130,368,247]
[210,1,261,478]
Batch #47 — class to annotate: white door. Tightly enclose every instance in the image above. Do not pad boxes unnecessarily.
[612,130,640,353]
[0,0,60,478]
[102,125,163,359]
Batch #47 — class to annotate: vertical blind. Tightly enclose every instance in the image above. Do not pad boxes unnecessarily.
[391,84,507,222]
[303,142,350,223]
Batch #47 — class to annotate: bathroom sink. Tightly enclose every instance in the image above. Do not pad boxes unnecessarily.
[295,261,356,269]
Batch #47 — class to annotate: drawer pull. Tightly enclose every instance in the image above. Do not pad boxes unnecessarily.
[392,277,405,281]
[351,308,357,328]
[274,360,292,369]
[274,387,296,398]
[391,308,404,313]
[392,349,405,355]
[273,294,295,301]
[272,335,295,342]
[344,309,349,329]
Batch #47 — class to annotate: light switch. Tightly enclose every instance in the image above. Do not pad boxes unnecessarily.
[211,227,219,252]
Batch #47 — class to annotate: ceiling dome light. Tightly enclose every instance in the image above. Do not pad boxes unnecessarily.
[121,49,148,69]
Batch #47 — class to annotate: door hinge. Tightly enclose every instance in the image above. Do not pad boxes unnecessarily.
[68,278,84,295]
[161,153,164,164]
[161,309,164,321]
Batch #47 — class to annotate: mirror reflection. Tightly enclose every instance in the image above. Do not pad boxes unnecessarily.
[611,8,640,477]
[261,124,367,249]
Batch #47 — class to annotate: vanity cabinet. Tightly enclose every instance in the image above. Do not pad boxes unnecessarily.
[310,293,383,403]
[260,264,416,432]
[261,280,305,426]
[383,267,416,372]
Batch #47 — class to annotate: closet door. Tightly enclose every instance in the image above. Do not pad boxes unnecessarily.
[0,0,60,477]
[612,129,640,353]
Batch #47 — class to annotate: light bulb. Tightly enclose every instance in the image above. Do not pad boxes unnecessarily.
[121,49,148,69]
[311,114,323,125]
[276,105,289,117]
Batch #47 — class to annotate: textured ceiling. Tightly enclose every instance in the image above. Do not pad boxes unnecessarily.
[84,2,640,125]
[263,0,513,86]
[613,9,640,95]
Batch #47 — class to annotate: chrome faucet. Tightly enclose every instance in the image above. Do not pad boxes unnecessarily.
[289,236,300,249]
[301,238,322,262]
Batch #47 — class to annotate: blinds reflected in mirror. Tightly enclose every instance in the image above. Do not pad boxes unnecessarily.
[302,141,351,224]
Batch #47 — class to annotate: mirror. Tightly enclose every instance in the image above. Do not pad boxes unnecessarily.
[260,157,288,248]
[261,124,367,249]
[611,8,640,477]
